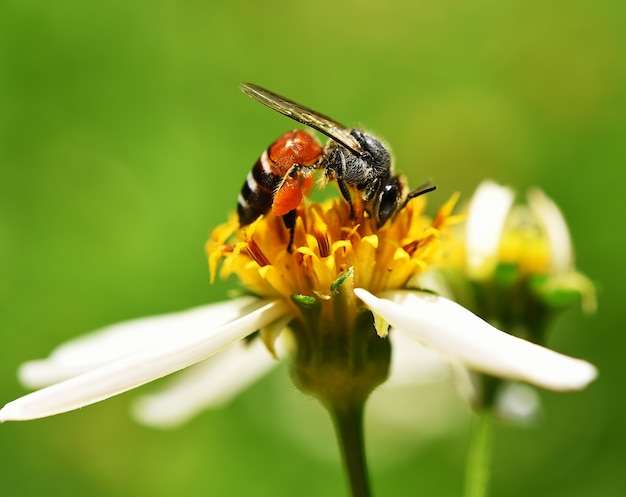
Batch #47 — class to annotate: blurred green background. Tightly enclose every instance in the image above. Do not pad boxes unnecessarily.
[1,0,624,496]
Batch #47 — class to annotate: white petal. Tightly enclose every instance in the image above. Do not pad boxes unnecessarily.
[527,188,574,272]
[387,330,451,387]
[354,288,597,391]
[132,337,284,429]
[465,180,515,278]
[0,299,290,421]
[19,297,259,388]
[496,383,541,423]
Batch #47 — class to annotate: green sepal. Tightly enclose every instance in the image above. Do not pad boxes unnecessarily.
[331,267,354,294]
[291,294,319,307]
[493,262,519,288]
[539,286,583,309]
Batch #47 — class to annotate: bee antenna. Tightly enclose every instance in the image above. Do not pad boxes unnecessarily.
[405,181,437,205]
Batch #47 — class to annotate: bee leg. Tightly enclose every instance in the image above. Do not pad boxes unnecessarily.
[325,151,356,218]
[282,209,298,253]
[335,177,356,218]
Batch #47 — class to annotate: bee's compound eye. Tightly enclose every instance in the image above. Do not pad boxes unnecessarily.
[376,180,402,227]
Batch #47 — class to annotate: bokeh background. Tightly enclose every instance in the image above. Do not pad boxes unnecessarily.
[1,0,624,496]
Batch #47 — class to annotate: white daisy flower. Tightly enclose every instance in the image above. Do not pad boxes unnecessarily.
[1,196,596,425]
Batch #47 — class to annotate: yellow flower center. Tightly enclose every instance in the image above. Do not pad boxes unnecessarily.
[442,204,556,281]
[497,206,552,277]
[207,194,458,411]
[207,195,458,308]
[497,229,551,276]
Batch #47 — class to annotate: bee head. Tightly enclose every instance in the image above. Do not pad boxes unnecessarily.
[374,177,437,227]
[374,176,406,227]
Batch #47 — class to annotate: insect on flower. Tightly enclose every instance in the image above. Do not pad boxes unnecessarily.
[237,83,436,250]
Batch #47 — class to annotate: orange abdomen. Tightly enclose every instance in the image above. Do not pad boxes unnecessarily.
[237,130,322,225]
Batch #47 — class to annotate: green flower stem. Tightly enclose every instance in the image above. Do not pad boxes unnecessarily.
[464,408,495,497]
[290,278,389,497]
[330,402,373,497]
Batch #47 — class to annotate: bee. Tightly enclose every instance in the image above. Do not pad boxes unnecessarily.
[237,83,435,250]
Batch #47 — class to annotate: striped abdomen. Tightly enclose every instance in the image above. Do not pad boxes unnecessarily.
[237,149,281,225]
[237,130,322,226]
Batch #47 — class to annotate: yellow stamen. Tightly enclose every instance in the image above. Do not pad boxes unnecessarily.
[207,197,457,307]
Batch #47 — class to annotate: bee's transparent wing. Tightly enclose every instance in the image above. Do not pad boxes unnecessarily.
[240,83,362,155]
